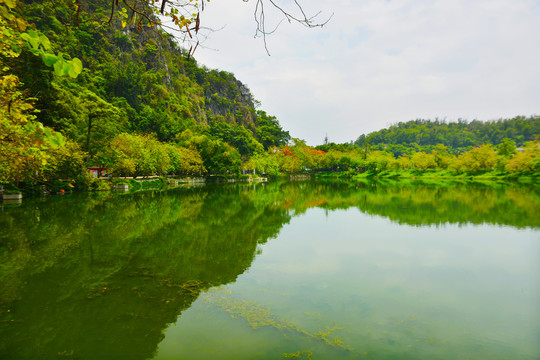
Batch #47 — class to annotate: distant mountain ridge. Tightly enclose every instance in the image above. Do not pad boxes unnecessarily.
[354,116,539,150]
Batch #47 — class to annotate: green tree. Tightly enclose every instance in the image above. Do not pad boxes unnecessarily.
[497,138,517,157]
[255,110,290,149]
[250,152,280,176]
[179,130,242,174]
[164,143,205,174]
[207,120,264,157]
[43,140,87,182]
[51,82,127,158]
[364,151,395,172]
[354,117,540,151]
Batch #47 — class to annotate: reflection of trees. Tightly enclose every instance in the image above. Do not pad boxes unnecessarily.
[361,182,539,227]
[1,180,538,359]
[0,185,291,359]
[274,180,540,228]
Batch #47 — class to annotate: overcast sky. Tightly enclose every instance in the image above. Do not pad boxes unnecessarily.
[189,0,540,146]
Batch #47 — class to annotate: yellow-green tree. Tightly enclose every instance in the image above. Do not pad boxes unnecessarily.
[450,144,497,173]
[109,133,175,177]
[176,146,206,174]
[0,74,70,185]
[364,151,395,172]
[505,141,540,174]
[249,151,280,176]
[1,0,83,186]
[42,140,87,181]
[432,144,452,169]
[398,155,411,170]
[177,130,242,174]
[109,133,144,176]
[411,151,436,170]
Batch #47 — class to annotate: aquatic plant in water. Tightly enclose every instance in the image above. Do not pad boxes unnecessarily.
[282,350,313,359]
[201,287,352,354]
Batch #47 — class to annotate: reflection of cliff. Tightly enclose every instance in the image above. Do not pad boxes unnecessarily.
[0,184,291,360]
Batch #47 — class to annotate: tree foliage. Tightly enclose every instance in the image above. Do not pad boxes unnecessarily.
[2,0,538,188]
[355,117,540,153]
[0,0,87,187]
[108,133,205,177]
[1,0,296,185]
[255,110,290,149]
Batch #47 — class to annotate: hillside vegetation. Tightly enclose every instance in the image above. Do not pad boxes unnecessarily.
[354,117,539,156]
[1,0,290,189]
[1,0,539,193]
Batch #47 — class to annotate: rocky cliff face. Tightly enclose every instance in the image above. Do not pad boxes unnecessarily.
[203,72,257,130]
[18,0,260,140]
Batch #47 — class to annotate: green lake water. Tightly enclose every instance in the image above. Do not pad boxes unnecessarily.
[1,180,539,359]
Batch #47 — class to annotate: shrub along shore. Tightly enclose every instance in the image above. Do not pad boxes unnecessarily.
[1,136,539,198]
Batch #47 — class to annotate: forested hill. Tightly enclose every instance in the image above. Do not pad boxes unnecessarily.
[3,0,539,187]
[9,0,289,157]
[354,117,539,153]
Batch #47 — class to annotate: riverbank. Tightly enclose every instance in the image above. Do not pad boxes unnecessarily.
[1,170,538,202]
[314,169,540,183]
[0,174,269,199]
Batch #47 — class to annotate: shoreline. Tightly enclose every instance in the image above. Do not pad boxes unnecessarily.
[1,170,538,201]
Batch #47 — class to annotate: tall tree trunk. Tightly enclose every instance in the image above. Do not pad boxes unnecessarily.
[86,114,94,157]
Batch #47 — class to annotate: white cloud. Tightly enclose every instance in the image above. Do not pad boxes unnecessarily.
[192,0,540,145]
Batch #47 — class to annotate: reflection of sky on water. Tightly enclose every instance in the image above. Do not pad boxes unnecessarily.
[156,207,540,359]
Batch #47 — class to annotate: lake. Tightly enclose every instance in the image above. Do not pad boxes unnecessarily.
[1,180,539,359]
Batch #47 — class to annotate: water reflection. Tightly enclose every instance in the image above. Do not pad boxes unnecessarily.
[283,180,540,228]
[0,184,291,359]
[0,181,538,359]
